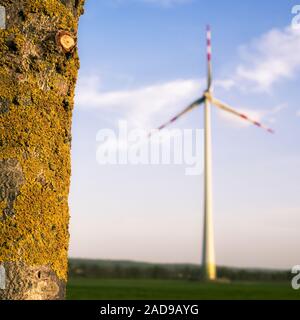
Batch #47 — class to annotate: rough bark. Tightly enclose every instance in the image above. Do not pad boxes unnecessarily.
[0,0,85,300]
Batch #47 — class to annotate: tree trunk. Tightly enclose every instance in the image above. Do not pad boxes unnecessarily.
[0,0,85,300]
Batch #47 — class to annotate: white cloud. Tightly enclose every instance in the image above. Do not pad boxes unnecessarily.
[75,74,286,132]
[214,79,235,91]
[222,26,300,92]
[75,76,205,129]
[76,25,295,130]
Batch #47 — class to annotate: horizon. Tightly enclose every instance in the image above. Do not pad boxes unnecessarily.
[68,256,291,272]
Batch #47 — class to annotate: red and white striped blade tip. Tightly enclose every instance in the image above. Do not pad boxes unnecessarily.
[210,96,275,134]
[239,114,275,134]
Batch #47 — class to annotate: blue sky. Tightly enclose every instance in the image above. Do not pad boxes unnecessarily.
[69,0,300,269]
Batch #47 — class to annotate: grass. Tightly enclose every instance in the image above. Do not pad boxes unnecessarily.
[66,278,300,300]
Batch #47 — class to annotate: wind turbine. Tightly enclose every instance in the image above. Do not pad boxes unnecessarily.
[151,26,274,281]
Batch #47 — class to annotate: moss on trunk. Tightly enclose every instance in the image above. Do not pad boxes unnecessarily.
[0,0,85,300]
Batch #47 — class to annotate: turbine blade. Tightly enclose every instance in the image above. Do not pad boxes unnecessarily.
[206,25,212,91]
[149,96,205,136]
[209,96,275,134]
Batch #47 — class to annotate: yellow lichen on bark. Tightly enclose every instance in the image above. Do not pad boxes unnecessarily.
[0,0,85,289]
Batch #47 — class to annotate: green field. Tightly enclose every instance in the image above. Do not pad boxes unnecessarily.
[67,278,300,300]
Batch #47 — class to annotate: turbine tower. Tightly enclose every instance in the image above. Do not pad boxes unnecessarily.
[151,26,274,281]
[202,25,216,280]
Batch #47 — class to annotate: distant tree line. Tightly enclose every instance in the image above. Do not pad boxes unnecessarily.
[68,259,291,282]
